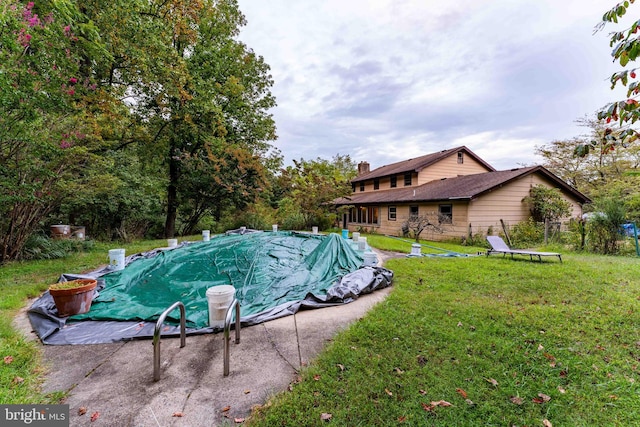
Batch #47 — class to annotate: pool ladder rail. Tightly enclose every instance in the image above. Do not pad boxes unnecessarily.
[153,299,241,381]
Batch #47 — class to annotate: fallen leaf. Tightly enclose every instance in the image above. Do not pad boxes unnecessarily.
[543,353,556,361]
[394,367,404,375]
[77,407,87,416]
[543,419,553,427]
[486,378,498,386]
[320,413,332,421]
[457,321,463,327]
[558,386,566,394]
[385,388,393,396]
[234,417,245,423]
[456,388,468,398]
[416,355,427,366]
[510,396,524,405]
[465,399,475,406]
[221,406,231,412]
[12,376,24,384]
[538,393,551,402]
[609,394,618,400]
[430,400,452,407]
[172,412,184,417]
[398,415,407,422]
[90,411,99,422]
[418,389,427,395]
[336,364,345,371]
[421,402,434,412]
[538,344,544,351]
[560,370,568,378]
[4,355,14,364]
[313,374,321,381]
[243,390,251,394]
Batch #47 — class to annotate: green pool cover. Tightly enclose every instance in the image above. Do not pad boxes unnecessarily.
[29,231,393,344]
[73,231,363,328]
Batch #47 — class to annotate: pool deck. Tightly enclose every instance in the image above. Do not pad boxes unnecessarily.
[14,249,400,426]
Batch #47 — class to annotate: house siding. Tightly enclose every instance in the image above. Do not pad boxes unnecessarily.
[466,174,582,236]
[416,155,491,185]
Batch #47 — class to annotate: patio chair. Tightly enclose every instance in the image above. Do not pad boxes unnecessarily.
[486,236,562,263]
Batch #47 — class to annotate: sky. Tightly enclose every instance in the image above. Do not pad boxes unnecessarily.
[236,0,633,171]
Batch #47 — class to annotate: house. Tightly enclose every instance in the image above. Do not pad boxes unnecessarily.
[333,146,591,241]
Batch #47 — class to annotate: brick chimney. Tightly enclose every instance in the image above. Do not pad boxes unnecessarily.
[358,161,370,175]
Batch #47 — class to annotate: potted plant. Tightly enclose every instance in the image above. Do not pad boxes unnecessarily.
[49,279,97,317]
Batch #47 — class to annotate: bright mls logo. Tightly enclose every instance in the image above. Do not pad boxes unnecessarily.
[1,405,68,426]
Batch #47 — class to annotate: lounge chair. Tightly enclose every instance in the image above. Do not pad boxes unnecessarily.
[486,236,562,263]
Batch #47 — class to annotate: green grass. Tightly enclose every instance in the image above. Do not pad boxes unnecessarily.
[2,233,639,426]
[0,237,172,404]
[248,237,640,426]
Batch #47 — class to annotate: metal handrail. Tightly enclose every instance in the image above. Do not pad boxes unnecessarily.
[153,301,186,381]
[223,298,241,376]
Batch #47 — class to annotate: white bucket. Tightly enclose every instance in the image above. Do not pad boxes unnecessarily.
[272,224,278,232]
[167,238,178,248]
[312,226,318,234]
[411,243,422,256]
[206,285,236,328]
[363,251,378,266]
[202,230,210,241]
[108,249,125,271]
[352,232,360,242]
[357,237,367,251]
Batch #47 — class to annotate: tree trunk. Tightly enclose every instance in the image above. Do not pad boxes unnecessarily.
[164,150,179,238]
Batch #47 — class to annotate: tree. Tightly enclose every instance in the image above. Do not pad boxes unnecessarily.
[275,155,356,230]
[402,213,449,242]
[0,1,106,261]
[537,115,640,222]
[579,0,640,156]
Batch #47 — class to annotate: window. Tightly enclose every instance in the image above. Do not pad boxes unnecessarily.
[404,172,412,186]
[457,152,464,164]
[348,206,380,225]
[360,182,365,192]
[388,206,396,221]
[439,204,452,224]
[390,175,397,188]
[410,205,419,218]
[351,183,356,192]
[374,178,380,190]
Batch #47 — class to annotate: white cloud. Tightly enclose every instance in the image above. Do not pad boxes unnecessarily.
[237,0,631,171]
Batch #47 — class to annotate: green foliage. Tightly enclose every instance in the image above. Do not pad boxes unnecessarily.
[275,154,357,230]
[586,197,627,254]
[19,235,94,261]
[589,2,640,144]
[523,185,572,223]
[508,217,545,247]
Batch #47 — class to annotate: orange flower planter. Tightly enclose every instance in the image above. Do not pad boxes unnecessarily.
[49,279,97,317]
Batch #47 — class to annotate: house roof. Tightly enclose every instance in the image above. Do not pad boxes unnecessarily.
[351,146,496,183]
[335,166,591,205]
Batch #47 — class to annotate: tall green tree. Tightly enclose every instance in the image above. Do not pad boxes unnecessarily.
[0,0,107,261]
[276,155,357,230]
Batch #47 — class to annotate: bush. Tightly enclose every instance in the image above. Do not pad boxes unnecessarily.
[19,234,95,261]
[508,217,544,248]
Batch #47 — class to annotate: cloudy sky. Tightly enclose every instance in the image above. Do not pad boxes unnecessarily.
[236,0,633,170]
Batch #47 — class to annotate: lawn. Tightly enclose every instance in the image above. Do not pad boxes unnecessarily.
[0,237,173,404]
[247,235,640,426]
[1,233,639,426]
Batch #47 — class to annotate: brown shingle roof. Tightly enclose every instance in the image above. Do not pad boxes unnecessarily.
[351,146,495,183]
[335,166,591,205]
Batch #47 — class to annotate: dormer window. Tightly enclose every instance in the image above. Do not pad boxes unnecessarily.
[404,172,412,186]
[457,152,464,164]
